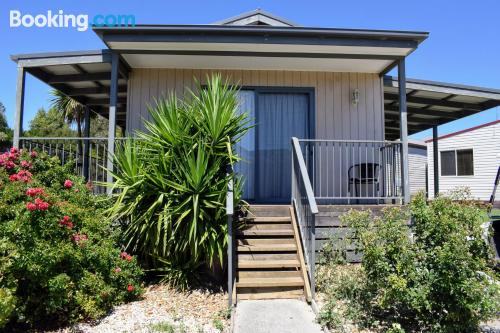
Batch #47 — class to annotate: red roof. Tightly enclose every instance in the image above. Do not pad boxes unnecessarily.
[425,119,500,143]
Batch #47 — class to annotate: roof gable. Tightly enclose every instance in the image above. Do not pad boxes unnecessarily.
[215,9,298,27]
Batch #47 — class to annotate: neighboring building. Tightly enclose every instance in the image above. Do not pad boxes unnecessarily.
[426,120,500,201]
[409,140,428,196]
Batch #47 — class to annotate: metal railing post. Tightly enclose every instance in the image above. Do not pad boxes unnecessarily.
[226,165,234,308]
[82,107,91,181]
[310,214,316,300]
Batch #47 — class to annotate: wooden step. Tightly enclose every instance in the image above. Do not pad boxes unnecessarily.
[242,223,293,230]
[238,243,297,252]
[237,229,294,237]
[237,238,295,245]
[238,270,301,279]
[248,205,290,217]
[238,259,300,269]
[236,276,304,288]
[239,253,298,261]
[245,216,291,223]
[237,287,304,300]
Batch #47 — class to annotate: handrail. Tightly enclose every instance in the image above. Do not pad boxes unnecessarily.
[292,137,319,215]
[291,136,319,300]
[226,165,235,307]
[299,138,401,144]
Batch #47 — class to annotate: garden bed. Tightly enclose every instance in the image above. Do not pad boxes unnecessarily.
[49,284,230,333]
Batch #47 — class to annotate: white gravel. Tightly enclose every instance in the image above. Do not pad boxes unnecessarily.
[51,284,230,333]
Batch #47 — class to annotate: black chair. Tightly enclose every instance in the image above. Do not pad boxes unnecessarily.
[348,163,381,198]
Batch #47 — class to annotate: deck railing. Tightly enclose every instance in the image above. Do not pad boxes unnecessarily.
[291,137,319,299]
[19,137,120,194]
[297,139,404,204]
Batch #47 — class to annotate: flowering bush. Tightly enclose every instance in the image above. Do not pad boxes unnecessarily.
[0,148,143,329]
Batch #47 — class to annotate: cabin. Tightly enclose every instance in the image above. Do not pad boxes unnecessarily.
[10,9,500,304]
[408,140,428,197]
[426,120,500,201]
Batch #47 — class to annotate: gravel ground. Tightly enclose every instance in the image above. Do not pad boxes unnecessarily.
[49,284,230,333]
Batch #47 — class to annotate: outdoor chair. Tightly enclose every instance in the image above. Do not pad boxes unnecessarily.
[347,163,381,198]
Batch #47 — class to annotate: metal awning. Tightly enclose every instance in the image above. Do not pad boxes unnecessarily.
[10,50,129,128]
[383,76,500,140]
[10,50,500,138]
[93,25,428,74]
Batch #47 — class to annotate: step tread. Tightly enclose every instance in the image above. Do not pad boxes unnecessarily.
[237,288,303,300]
[238,271,302,278]
[237,276,304,288]
[245,217,292,222]
[237,229,294,236]
[237,244,297,252]
[238,259,300,268]
[237,238,295,245]
[242,224,293,230]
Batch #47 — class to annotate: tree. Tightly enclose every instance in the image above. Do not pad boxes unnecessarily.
[50,90,85,138]
[0,102,12,148]
[0,102,8,130]
[49,90,122,138]
[25,108,75,137]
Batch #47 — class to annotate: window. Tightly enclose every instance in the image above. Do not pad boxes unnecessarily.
[441,151,456,176]
[440,149,474,176]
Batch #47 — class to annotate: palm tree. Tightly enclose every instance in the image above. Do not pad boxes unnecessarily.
[50,90,86,138]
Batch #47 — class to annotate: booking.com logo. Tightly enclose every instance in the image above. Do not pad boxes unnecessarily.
[9,10,136,32]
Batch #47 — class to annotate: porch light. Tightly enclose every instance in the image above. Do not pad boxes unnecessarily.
[352,89,359,106]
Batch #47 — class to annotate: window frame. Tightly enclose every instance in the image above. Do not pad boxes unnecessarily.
[440,148,474,177]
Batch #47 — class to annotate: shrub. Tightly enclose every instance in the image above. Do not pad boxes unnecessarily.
[0,148,143,329]
[107,75,250,289]
[318,192,500,332]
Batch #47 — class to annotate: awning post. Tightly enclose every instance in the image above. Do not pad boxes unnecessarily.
[13,66,26,149]
[432,125,439,198]
[398,59,410,204]
[106,53,119,194]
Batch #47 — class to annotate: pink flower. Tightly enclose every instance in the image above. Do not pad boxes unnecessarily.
[114,267,122,273]
[9,174,20,182]
[26,202,37,211]
[20,160,32,169]
[71,233,88,246]
[0,151,17,169]
[34,198,49,211]
[63,180,73,189]
[26,187,44,197]
[10,148,18,154]
[30,151,37,158]
[120,252,133,262]
[127,284,135,292]
[59,215,73,229]
[14,170,32,183]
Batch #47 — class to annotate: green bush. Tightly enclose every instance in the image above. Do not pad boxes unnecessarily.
[0,148,143,329]
[318,192,500,332]
[107,74,250,289]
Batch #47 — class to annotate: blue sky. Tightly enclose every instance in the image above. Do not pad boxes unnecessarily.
[1,0,499,140]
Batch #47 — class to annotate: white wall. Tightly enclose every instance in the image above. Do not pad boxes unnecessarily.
[409,145,427,196]
[427,122,500,201]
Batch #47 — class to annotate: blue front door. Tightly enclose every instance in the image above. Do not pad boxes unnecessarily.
[235,89,311,204]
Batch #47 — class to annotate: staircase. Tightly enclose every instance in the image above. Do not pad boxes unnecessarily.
[235,205,311,301]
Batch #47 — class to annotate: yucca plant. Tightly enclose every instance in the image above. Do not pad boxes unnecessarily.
[106,75,250,289]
